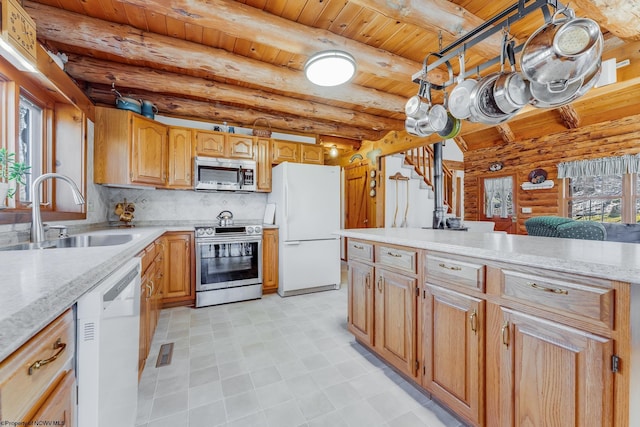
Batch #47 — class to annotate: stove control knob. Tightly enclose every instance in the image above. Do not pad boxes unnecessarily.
[247,227,254,234]
[196,228,204,237]
[254,226,262,234]
[206,227,214,235]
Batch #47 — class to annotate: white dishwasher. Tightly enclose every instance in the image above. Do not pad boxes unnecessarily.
[76,257,141,427]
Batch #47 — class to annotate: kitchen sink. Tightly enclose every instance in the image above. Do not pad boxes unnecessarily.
[0,233,139,251]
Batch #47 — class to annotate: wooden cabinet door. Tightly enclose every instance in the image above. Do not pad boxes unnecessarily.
[228,134,255,159]
[262,228,279,293]
[348,261,375,347]
[161,232,194,305]
[496,308,613,427]
[272,140,298,163]
[130,115,167,185]
[301,144,324,164]
[167,127,193,189]
[423,284,484,426]
[27,370,75,427]
[256,138,272,192]
[375,267,418,377]
[195,130,226,157]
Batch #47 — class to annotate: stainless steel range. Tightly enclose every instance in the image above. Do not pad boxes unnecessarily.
[194,222,262,308]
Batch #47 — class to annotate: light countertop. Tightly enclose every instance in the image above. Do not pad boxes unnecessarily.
[337,228,640,284]
[0,226,192,362]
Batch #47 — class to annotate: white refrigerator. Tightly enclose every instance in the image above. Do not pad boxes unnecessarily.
[268,162,341,296]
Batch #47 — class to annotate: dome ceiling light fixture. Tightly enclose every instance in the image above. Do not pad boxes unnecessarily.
[304,50,356,87]
[329,145,339,158]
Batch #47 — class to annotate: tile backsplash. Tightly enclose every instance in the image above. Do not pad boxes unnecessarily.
[106,187,268,224]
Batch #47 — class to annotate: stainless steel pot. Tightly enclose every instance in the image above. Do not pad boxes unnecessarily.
[529,57,601,108]
[520,8,603,90]
[493,41,531,114]
[449,51,477,120]
[468,73,515,125]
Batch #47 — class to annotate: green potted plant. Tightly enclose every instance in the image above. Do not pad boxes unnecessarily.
[0,148,31,208]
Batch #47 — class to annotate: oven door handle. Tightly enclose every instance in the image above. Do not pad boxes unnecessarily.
[197,238,262,245]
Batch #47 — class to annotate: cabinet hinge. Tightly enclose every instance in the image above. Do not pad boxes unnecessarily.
[612,355,620,373]
[415,360,419,371]
[415,287,420,297]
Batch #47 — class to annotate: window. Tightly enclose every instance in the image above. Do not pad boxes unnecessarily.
[18,93,43,203]
[559,155,640,224]
[483,176,513,218]
[1,57,86,224]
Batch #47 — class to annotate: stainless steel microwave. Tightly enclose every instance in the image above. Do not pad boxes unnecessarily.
[194,156,257,192]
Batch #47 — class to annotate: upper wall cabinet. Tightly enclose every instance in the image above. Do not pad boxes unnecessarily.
[94,107,190,189]
[272,140,324,165]
[95,107,168,187]
[194,130,254,159]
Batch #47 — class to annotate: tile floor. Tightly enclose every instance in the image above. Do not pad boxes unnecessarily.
[136,268,466,427]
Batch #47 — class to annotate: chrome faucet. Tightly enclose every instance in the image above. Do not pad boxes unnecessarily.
[31,173,85,243]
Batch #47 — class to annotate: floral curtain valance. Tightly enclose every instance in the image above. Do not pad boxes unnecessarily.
[557,154,640,178]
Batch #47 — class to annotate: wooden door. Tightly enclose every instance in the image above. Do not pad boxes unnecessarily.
[167,127,193,189]
[27,370,75,427]
[228,134,254,159]
[300,144,324,164]
[195,130,226,157]
[497,308,613,427]
[130,115,167,186]
[478,175,517,234]
[262,229,279,294]
[423,285,484,426]
[375,267,418,378]
[162,232,194,306]
[345,163,370,228]
[256,138,272,192]
[347,260,375,346]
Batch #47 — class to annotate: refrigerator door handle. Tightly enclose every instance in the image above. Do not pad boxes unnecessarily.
[283,241,300,246]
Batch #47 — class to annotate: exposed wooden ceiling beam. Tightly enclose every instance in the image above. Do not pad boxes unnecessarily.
[496,123,516,143]
[88,87,384,141]
[24,1,407,113]
[557,105,581,129]
[119,0,449,85]
[453,135,469,152]
[573,0,640,40]
[64,55,404,133]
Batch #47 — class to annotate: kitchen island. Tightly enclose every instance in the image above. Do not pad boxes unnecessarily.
[337,227,640,427]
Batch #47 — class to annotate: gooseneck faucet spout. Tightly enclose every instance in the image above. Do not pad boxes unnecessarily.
[31,173,85,243]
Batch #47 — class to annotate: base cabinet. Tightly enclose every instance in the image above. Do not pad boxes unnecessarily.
[161,232,195,307]
[422,284,484,426]
[346,239,419,379]
[489,306,613,427]
[262,228,279,294]
[0,309,75,426]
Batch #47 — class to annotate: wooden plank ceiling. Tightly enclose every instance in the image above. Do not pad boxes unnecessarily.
[23,0,640,154]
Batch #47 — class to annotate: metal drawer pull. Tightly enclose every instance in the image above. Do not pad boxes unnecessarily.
[529,282,568,295]
[28,339,67,375]
[470,310,478,334]
[377,277,383,292]
[353,244,364,250]
[438,263,462,271]
[387,251,402,258]
[501,322,510,347]
[365,274,370,289]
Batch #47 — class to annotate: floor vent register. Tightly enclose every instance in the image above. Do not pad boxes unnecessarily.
[155,343,174,367]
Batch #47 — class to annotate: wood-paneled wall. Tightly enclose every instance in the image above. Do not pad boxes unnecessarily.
[464,113,640,234]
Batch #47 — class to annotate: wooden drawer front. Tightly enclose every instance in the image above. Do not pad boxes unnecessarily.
[0,309,74,421]
[376,245,417,273]
[426,254,485,291]
[502,270,613,327]
[348,240,373,262]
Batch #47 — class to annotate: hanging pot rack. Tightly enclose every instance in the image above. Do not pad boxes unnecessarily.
[412,0,568,87]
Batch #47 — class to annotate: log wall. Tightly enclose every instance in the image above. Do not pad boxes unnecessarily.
[464,113,640,234]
